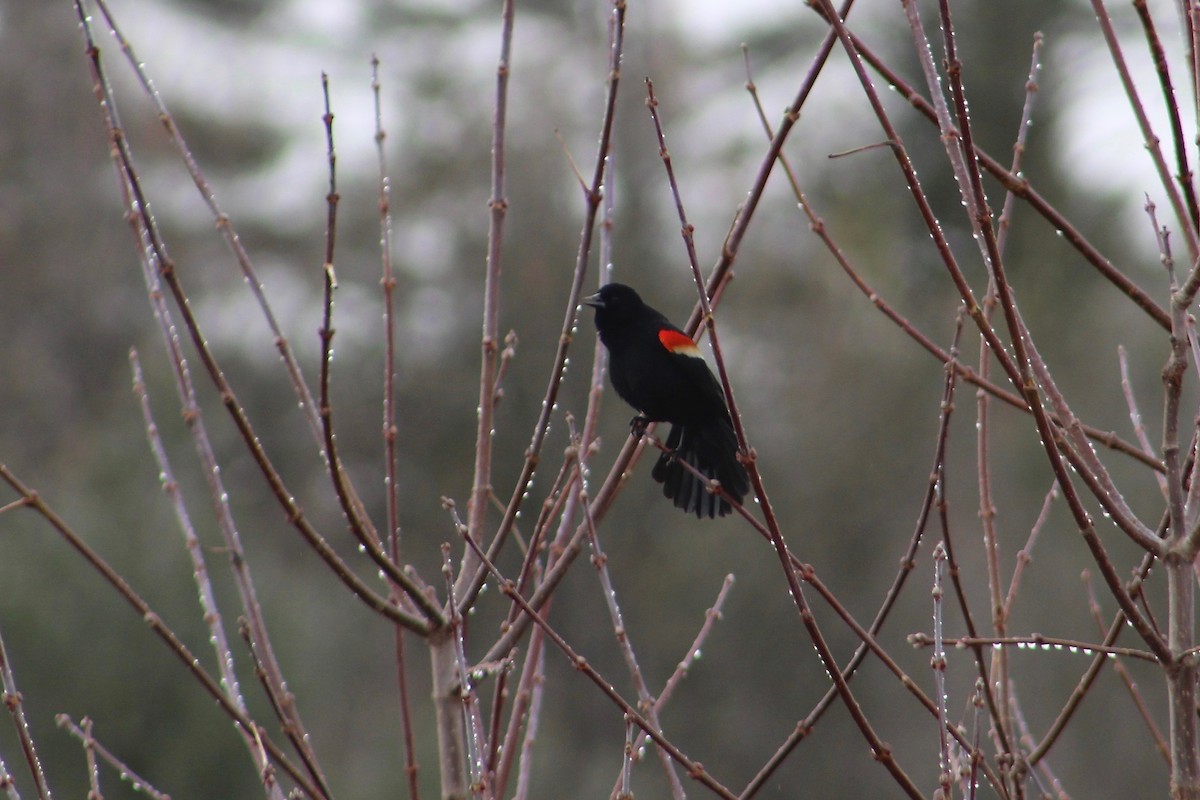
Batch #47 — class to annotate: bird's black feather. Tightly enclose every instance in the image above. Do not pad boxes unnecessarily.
[583,283,749,518]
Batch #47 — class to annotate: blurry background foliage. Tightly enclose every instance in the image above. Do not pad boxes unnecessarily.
[0,0,1180,797]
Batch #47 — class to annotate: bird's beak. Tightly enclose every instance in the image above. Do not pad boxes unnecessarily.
[581,292,604,309]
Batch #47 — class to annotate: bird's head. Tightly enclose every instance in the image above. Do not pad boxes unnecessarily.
[581,282,646,328]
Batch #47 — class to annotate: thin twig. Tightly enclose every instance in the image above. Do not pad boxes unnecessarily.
[492,612,543,799]
[966,680,986,800]
[372,53,422,800]
[1082,572,1170,764]
[929,316,1012,758]
[908,634,1156,662]
[91,21,325,780]
[688,462,1009,796]
[74,0,436,632]
[613,575,735,799]
[0,624,51,800]
[743,45,1157,476]
[472,0,642,663]
[1090,0,1199,260]
[130,351,293,798]
[1002,483,1058,620]
[802,1,1171,330]
[440,543,493,799]
[1120,343,1169,498]
[0,466,321,799]
[461,529,740,799]
[89,0,328,446]
[729,287,992,796]
[980,34,1044,758]
[315,78,432,617]
[1008,685,1071,799]
[688,0,862,320]
[57,715,172,800]
[80,718,103,800]
[458,0,516,607]
[932,543,953,798]
[619,717,635,800]
[799,565,1008,796]
[1132,0,1200,231]
[937,0,1161,570]
[1029,551,1158,764]
[457,0,627,614]
[513,633,546,800]
[0,754,16,800]
[899,0,1168,657]
[576,455,686,799]
[646,75,924,798]
[117,117,316,790]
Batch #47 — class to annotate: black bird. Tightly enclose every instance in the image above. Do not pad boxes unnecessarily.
[582,283,749,518]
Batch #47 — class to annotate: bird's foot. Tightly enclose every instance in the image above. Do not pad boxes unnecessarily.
[629,415,650,439]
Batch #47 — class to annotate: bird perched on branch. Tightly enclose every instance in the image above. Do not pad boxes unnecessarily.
[582,282,749,518]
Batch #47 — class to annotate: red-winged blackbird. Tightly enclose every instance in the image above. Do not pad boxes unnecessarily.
[583,283,750,518]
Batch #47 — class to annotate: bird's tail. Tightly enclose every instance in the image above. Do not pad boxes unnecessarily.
[652,420,749,518]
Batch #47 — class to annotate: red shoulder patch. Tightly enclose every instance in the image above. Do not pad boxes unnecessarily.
[658,329,701,357]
